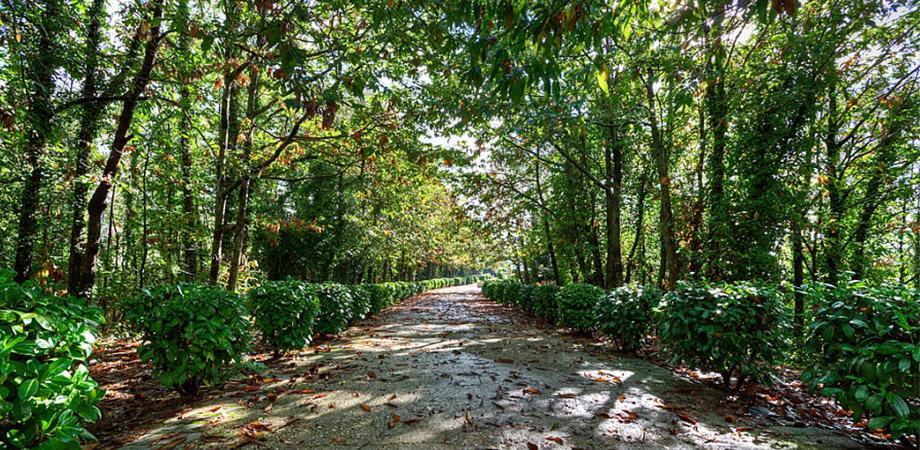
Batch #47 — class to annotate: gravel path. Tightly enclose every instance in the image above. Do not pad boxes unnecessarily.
[121,284,869,450]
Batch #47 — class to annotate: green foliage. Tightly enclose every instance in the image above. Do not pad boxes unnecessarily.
[349,285,373,321]
[596,286,662,352]
[248,280,321,356]
[803,282,920,440]
[517,284,536,312]
[314,283,354,335]
[556,284,605,332]
[0,270,103,449]
[365,283,394,315]
[125,283,251,396]
[657,281,789,391]
[531,285,561,322]
[482,279,525,306]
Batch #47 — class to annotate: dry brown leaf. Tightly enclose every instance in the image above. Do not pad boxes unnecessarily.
[523,386,541,395]
[360,403,372,412]
[545,435,564,444]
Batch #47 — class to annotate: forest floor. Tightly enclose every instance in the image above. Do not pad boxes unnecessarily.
[88,285,895,450]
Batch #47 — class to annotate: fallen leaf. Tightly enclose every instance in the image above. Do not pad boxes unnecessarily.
[496,358,514,364]
[523,387,542,395]
[331,436,346,444]
[545,436,564,444]
[527,443,539,450]
[241,385,261,392]
[290,388,316,395]
[677,412,697,424]
[360,403,372,412]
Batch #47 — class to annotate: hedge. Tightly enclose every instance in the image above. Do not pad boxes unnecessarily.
[657,281,789,392]
[596,286,662,351]
[0,270,103,449]
[803,282,919,441]
[125,283,251,396]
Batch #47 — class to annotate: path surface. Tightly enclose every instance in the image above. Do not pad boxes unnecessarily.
[122,285,868,450]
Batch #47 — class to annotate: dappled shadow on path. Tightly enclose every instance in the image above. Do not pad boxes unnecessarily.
[115,285,875,450]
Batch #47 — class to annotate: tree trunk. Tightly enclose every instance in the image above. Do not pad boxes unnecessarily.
[792,217,805,331]
[226,30,264,292]
[589,203,604,286]
[535,159,560,284]
[208,11,242,284]
[825,87,842,286]
[78,0,164,297]
[177,0,197,280]
[704,0,729,281]
[604,125,623,288]
[644,73,678,289]
[625,168,649,284]
[13,0,59,282]
[67,0,105,294]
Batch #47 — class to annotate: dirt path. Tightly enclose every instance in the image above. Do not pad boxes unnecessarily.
[118,285,871,450]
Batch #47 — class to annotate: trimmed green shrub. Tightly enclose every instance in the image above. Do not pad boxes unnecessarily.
[0,270,104,449]
[314,283,354,335]
[803,282,919,441]
[248,280,321,357]
[349,285,373,320]
[125,283,250,396]
[482,279,525,306]
[518,284,536,312]
[531,285,560,322]
[365,284,392,315]
[657,281,788,392]
[596,286,662,351]
[556,283,605,332]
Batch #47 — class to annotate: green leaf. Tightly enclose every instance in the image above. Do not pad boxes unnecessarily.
[886,393,910,418]
[596,63,609,94]
[18,378,38,400]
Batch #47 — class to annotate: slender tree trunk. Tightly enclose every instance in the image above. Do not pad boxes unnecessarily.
[13,0,59,282]
[604,125,623,288]
[67,0,105,294]
[79,0,164,296]
[535,159,560,284]
[625,168,649,284]
[227,61,261,291]
[589,204,604,286]
[792,218,805,330]
[704,0,729,281]
[825,87,842,286]
[208,11,241,284]
[139,145,151,288]
[645,73,678,289]
[176,0,197,280]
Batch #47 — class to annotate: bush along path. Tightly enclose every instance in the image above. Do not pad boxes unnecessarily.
[82,275,488,447]
[104,284,880,450]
